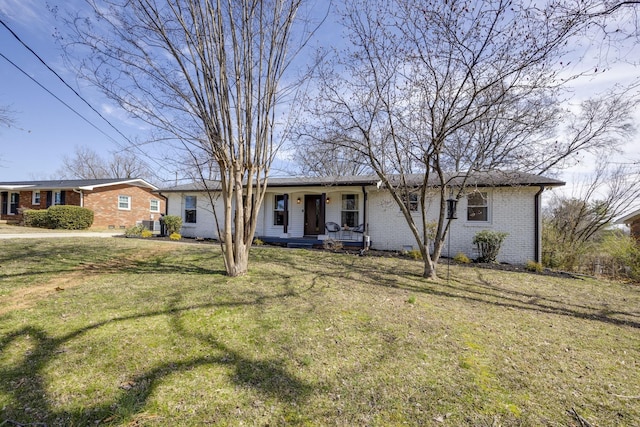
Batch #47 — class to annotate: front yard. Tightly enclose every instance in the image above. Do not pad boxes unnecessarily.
[1,237,638,425]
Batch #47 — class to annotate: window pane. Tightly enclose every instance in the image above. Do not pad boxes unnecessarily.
[150,200,159,212]
[467,192,488,221]
[185,196,197,210]
[274,195,286,225]
[118,195,130,209]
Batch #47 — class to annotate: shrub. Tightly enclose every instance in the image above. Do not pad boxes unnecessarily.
[253,238,264,245]
[23,209,51,228]
[525,260,543,273]
[323,238,343,251]
[407,249,422,260]
[473,230,508,263]
[453,252,471,264]
[125,224,146,237]
[46,205,94,230]
[141,229,153,238]
[162,215,182,235]
[169,232,182,241]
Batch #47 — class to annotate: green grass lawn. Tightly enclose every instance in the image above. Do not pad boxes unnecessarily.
[1,238,638,426]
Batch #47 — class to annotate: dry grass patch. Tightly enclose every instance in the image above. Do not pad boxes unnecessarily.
[0,240,639,426]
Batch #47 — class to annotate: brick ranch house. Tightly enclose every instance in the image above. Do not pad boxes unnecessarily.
[0,179,165,229]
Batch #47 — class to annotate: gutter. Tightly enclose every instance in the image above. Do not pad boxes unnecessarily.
[72,189,84,207]
[534,185,545,263]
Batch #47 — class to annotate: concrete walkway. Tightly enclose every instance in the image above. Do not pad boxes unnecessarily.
[0,232,123,239]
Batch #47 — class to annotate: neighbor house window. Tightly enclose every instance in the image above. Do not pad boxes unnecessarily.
[341,194,359,227]
[9,192,19,214]
[54,191,64,206]
[273,195,286,226]
[401,192,419,212]
[118,195,132,210]
[467,192,488,221]
[185,196,197,223]
[150,199,160,213]
[32,191,41,206]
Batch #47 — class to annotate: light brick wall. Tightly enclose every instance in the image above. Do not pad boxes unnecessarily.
[367,186,540,264]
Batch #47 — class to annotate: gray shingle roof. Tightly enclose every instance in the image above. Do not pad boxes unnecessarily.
[0,178,157,191]
[158,171,564,192]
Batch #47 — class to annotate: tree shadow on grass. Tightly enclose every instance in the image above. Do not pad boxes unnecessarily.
[282,253,640,330]
[0,291,313,425]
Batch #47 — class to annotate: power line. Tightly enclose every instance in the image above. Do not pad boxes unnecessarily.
[0,18,137,147]
[0,51,121,145]
[0,17,172,178]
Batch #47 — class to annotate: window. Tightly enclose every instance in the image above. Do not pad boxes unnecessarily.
[341,194,359,227]
[9,192,19,214]
[401,192,419,212]
[467,192,488,221]
[32,191,41,206]
[273,195,286,226]
[150,199,160,213]
[185,195,197,223]
[54,191,64,206]
[118,195,132,210]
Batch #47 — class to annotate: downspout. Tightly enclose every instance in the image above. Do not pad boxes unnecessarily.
[72,189,84,207]
[362,185,368,249]
[534,185,545,263]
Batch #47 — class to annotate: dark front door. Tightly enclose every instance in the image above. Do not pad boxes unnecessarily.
[304,195,324,236]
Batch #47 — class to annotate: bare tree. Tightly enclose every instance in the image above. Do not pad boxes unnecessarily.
[60,0,317,276]
[0,105,15,128]
[292,137,371,177]
[298,0,640,279]
[543,161,640,270]
[55,146,154,182]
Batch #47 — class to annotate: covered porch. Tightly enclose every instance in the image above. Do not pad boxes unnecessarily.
[258,235,368,249]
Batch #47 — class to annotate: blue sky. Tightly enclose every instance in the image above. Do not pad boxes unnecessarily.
[1,0,639,187]
[0,0,151,181]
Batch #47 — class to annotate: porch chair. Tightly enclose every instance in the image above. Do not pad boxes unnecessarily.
[351,223,365,235]
[325,222,341,239]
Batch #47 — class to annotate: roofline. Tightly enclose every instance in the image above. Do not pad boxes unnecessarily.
[0,179,158,192]
[615,209,640,225]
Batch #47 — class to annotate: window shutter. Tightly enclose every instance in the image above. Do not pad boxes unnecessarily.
[60,191,66,205]
[46,191,52,208]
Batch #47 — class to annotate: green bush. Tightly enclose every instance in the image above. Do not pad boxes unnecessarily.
[453,252,471,264]
[407,249,422,260]
[162,215,182,235]
[525,260,543,273]
[125,224,146,237]
[473,230,508,263]
[45,206,94,230]
[23,209,51,228]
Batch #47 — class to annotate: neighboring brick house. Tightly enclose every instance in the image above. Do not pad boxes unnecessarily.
[159,171,564,264]
[0,179,165,229]
[616,209,640,243]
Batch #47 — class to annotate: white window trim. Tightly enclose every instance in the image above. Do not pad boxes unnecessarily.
[465,191,491,224]
[32,191,41,205]
[118,195,132,211]
[150,199,160,213]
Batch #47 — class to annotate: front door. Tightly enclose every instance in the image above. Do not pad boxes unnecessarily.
[304,195,325,236]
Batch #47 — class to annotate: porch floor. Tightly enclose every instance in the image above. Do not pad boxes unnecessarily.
[258,235,365,249]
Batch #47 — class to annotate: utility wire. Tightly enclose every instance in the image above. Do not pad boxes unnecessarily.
[0,51,121,145]
[0,17,173,180]
[0,17,135,147]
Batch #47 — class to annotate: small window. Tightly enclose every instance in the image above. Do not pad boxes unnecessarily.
[467,192,488,221]
[9,192,19,214]
[185,195,197,223]
[150,199,160,213]
[401,193,418,212]
[32,191,41,206]
[273,195,286,226]
[118,195,132,210]
[341,194,359,227]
